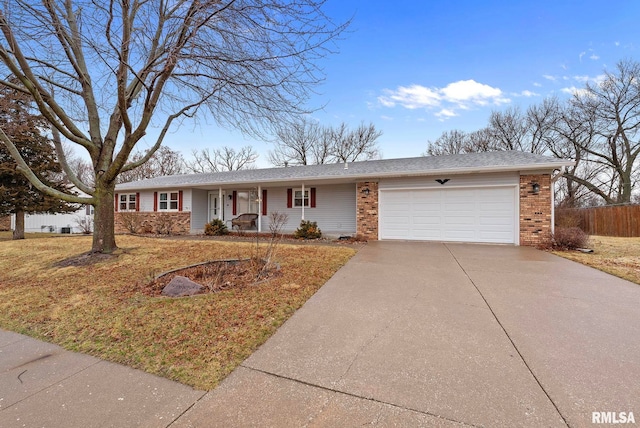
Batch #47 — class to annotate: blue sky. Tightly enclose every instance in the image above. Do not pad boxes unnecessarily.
[160,0,640,167]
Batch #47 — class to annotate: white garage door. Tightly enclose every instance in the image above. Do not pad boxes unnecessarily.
[379,187,516,244]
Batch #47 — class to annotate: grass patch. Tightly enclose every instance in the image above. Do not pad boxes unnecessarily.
[0,231,72,241]
[0,234,356,390]
[552,235,640,285]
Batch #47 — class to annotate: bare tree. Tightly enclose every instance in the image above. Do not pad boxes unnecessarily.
[188,146,257,173]
[269,120,382,165]
[269,118,323,166]
[331,122,382,162]
[566,59,640,204]
[118,146,186,183]
[425,130,472,156]
[0,1,347,253]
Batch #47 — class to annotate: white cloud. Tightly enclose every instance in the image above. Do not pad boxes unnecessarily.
[378,84,440,109]
[441,80,508,105]
[543,74,557,81]
[378,79,509,120]
[561,86,589,97]
[533,82,542,87]
[380,115,393,121]
[615,41,620,46]
[579,51,586,62]
[590,54,600,60]
[435,108,458,118]
[515,90,539,97]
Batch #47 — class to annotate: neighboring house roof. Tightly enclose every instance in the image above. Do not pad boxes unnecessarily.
[116,151,575,191]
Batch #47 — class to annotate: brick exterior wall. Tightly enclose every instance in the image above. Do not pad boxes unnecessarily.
[0,215,10,231]
[519,174,552,247]
[115,212,191,235]
[356,181,379,241]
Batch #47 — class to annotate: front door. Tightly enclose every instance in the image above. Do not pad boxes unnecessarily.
[208,192,223,222]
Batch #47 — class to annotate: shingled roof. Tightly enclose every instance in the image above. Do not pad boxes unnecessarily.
[116,151,574,191]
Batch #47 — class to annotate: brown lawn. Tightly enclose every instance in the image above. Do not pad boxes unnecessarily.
[553,235,640,286]
[0,233,356,390]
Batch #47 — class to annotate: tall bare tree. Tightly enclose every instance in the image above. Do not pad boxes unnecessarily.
[567,60,640,204]
[117,146,185,183]
[269,120,382,165]
[425,129,472,156]
[269,118,324,166]
[0,1,347,253]
[188,145,258,173]
[331,122,382,162]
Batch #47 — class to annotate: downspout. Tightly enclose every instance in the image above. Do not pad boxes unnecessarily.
[550,166,566,234]
[218,188,223,221]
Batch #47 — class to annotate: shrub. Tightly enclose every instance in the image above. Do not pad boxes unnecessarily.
[268,211,289,238]
[155,215,175,235]
[118,211,141,234]
[204,218,228,236]
[74,215,93,234]
[555,208,582,229]
[551,227,590,250]
[294,220,322,239]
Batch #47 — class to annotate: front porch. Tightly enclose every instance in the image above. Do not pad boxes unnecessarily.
[192,182,358,237]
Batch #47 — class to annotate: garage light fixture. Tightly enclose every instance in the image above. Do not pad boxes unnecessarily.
[532,182,540,194]
[362,187,370,196]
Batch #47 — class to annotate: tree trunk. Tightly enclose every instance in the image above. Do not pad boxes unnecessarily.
[92,184,118,253]
[12,209,25,240]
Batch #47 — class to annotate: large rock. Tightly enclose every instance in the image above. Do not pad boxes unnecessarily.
[162,276,204,297]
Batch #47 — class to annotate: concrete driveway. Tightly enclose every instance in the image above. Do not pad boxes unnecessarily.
[176,241,640,427]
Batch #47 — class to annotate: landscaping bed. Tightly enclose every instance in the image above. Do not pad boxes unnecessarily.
[144,258,280,296]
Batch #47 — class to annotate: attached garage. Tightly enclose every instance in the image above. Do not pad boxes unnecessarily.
[379,182,518,244]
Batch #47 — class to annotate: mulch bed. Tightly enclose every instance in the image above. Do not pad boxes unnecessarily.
[141,259,280,297]
[53,251,119,267]
[162,233,368,247]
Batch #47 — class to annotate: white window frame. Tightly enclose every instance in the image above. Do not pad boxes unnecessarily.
[119,193,137,212]
[294,189,310,207]
[159,191,179,211]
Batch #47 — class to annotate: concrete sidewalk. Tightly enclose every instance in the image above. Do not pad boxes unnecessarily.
[2,241,639,427]
[0,330,204,427]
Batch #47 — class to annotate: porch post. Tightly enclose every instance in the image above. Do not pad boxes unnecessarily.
[218,188,222,220]
[301,183,305,221]
[257,185,262,232]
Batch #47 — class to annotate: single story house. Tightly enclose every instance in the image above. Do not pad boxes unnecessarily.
[114,151,575,246]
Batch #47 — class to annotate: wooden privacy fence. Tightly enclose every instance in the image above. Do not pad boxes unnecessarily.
[557,205,640,237]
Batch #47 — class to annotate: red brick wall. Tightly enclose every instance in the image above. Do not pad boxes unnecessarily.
[519,174,552,246]
[115,212,191,235]
[356,181,379,241]
[0,215,10,231]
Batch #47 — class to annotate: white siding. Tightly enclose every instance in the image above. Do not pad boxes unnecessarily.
[379,172,519,190]
[139,190,155,212]
[190,189,208,233]
[260,184,356,235]
[19,207,92,234]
